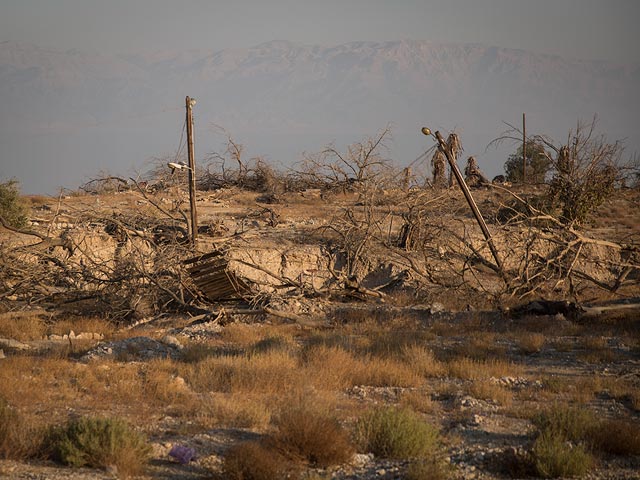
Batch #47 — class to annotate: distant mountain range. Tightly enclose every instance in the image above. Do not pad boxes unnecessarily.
[1,39,638,194]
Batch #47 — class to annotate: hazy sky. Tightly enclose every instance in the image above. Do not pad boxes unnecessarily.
[2,0,639,62]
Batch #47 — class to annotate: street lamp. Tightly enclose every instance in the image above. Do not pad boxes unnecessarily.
[420,125,506,283]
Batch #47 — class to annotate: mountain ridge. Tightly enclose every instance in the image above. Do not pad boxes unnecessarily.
[0,39,638,194]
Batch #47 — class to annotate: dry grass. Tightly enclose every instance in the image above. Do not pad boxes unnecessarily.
[456,332,507,361]
[399,390,437,414]
[220,322,298,347]
[182,349,302,394]
[468,380,513,407]
[591,418,640,455]
[47,316,114,337]
[576,335,621,363]
[401,345,447,378]
[515,332,546,355]
[0,311,47,341]
[446,357,522,380]
[0,398,43,460]
[301,344,423,389]
[196,393,272,430]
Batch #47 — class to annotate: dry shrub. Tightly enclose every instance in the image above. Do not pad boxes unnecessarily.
[591,419,640,455]
[446,357,522,380]
[270,398,354,467]
[222,440,290,480]
[531,404,599,444]
[0,398,43,460]
[183,350,301,394]
[515,332,546,355]
[354,406,441,459]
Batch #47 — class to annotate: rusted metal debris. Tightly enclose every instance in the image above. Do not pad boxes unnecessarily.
[184,250,249,301]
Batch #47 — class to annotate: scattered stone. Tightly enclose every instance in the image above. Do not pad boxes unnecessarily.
[0,338,31,350]
[160,334,183,349]
[80,336,182,362]
[351,453,374,468]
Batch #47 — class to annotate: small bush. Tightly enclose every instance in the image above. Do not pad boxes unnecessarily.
[271,400,354,467]
[354,406,441,459]
[531,430,593,478]
[531,405,598,444]
[591,418,640,456]
[517,332,546,355]
[222,440,290,480]
[406,458,452,480]
[45,416,151,477]
[0,179,28,228]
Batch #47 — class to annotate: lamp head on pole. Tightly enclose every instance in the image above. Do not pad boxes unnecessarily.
[421,127,432,137]
[168,161,190,174]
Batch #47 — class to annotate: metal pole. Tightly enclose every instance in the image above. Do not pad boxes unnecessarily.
[522,113,527,184]
[434,130,506,281]
[185,96,198,245]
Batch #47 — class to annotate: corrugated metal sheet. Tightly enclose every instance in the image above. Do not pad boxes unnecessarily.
[184,250,249,301]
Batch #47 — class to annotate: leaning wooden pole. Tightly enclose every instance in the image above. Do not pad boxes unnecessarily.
[185,96,198,245]
[433,130,507,282]
[522,112,527,184]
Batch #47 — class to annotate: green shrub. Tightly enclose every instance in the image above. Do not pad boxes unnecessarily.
[0,397,41,459]
[0,179,28,229]
[222,440,290,480]
[354,406,441,459]
[45,416,151,477]
[532,430,593,478]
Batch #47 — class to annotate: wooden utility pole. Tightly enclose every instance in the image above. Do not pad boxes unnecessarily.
[185,96,198,245]
[522,113,527,184]
[432,130,506,282]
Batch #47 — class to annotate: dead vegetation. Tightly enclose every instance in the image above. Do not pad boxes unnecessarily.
[0,124,639,479]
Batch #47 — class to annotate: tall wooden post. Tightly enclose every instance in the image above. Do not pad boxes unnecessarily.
[522,113,527,184]
[186,96,198,245]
